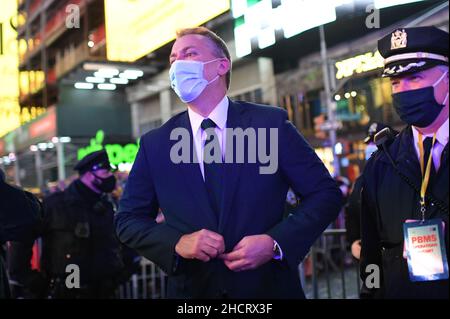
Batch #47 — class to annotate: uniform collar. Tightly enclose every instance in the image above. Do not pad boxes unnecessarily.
[412,118,449,147]
[72,179,101,204]
[188,95,229,136]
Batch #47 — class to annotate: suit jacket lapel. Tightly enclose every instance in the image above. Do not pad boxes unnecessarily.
[218,100,244,233]
[175,112,218,230]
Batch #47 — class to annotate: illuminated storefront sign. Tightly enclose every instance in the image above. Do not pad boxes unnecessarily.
[232,0,340,58]
[104,0,230,62]
[0,1,21,137]
[29,108,57,139]
[335,51,384,79]
[78,130,139,170]
[232,0,428,58]
[0,108,56,156]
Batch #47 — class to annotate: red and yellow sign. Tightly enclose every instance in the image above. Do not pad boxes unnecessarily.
[29,107,57,139]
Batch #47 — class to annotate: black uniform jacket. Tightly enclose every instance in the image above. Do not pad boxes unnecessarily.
[360,127,448,299]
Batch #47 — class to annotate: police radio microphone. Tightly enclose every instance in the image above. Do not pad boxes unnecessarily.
[374,127,395,150]
[374,127,397,168]
[375,127,448,214]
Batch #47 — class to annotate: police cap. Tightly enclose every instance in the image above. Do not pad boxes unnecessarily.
[378,26,449,77]
[74,150,112,174]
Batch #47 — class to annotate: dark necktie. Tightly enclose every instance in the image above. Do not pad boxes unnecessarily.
[423,137,436,182]
[201,119,224,219]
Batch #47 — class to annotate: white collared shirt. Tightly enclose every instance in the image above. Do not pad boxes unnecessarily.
[188,96,229,180]
[412,118,449,171]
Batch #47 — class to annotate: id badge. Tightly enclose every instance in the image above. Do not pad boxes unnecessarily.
[403,218,449,282]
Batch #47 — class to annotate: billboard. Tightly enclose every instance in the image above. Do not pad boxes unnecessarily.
[0,1,21,137]
[105,0,231,62]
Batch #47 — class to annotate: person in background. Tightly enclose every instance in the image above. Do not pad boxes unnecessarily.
[0,168,42,299]
[335,176,351,229]
[346,122,398,260]
[7,151,127,298]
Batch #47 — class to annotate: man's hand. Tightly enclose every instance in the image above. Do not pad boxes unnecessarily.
[219,234,274,272]
[351,239,361,260]
[175,229,225,262]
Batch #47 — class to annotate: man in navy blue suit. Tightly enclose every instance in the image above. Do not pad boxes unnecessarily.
[116,27,342,299]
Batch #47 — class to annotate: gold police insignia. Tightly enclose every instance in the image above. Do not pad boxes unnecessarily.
[391,29,408,50]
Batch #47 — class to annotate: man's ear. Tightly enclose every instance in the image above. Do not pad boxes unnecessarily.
[80,171,92,182]
[218,59,231,76]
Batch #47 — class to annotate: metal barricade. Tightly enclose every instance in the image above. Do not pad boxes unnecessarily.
[118,258,167,299]
[302,228,361,299]
[118,229,361,299]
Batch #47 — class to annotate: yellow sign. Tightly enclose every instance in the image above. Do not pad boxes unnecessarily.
[0,1,21,137]
[335,51,384,79]
[105,0,231,62]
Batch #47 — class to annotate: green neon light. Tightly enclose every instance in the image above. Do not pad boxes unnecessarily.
[247,0,261,7]
[77,130,139,166]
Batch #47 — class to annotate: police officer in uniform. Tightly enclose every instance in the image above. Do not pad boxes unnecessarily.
[8,151,126,298]
[360,26,449,299]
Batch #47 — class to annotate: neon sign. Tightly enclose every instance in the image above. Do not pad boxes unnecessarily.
[232,0,339,58]
[335,51,384,79]
[78,130,139,170]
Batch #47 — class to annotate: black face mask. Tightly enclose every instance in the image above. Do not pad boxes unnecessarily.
[92,173,116,193]
[392,71,449,128]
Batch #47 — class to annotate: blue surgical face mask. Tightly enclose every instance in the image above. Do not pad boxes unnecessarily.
[169,59,220,103]
[392,71,449,128]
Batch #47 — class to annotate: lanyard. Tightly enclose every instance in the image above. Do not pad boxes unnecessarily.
[418,132,437,221]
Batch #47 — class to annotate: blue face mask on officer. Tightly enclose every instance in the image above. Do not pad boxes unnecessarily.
[392,70,449,127]
[169,59,221,103]
[91,171,116,193]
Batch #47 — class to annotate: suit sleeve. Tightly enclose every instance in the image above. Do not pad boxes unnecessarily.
[266,112,342,271]
[115,134,184,275]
